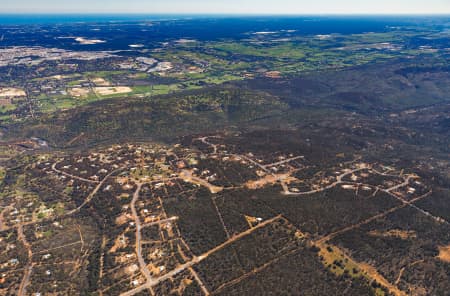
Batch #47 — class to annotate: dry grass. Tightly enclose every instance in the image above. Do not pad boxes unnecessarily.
[317,242,362,277]
[94,86,132,96]
[69,87,90,98]
[92,77,111,86]
[0,88,26,97]
[0,98,12,106]
[316,241,405,296]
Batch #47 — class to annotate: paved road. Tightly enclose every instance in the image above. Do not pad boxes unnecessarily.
[121,215,282,296]
[179,170,223,194]
[130,183,153,285]
[17,224,33,296]
[66,168,121,216]
[262,156,304,168]
[282,167,367,196]
[52,162,100,184]
[198,137,218,154]
[2,167,120,232]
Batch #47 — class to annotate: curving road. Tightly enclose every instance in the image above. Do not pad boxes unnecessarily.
[130,183,154,285]
[52,162,100,184]
[17,224,33,296]
[121,215,282,296]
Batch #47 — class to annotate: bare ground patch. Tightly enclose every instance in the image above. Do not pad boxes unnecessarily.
[94,86,132,96]
[68,87,90,98]
[0,87,26,97]
[245,173,297,189]
[437,245,450,263]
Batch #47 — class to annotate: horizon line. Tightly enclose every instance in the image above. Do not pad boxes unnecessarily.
[1,12,450,16]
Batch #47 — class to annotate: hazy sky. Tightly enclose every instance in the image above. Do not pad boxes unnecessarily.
[1,0,450,14]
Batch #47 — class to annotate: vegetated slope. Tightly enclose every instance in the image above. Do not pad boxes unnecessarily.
[7,56,450,155]
[241,57,450,113]
[9,86,288,148]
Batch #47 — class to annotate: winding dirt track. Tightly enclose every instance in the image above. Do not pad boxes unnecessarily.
[120,215,282,296]
[52,162,100,184]
[316,190,433,245]
[130,184,153,285]
[64,168,122,216]
[17,224,33,296]
[189,267,210,296]
[8,166,122,295]
[8,138,444,296]
[0,206,11,231]
[282,167,367,196]
[262,156,304,169]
